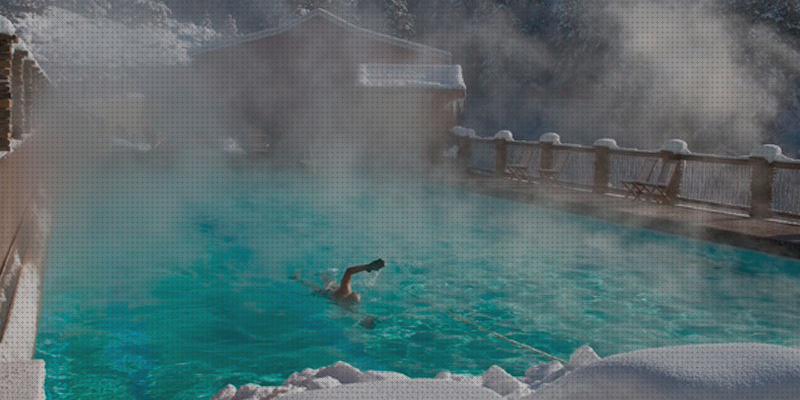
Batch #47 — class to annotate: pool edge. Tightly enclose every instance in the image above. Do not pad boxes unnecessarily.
[462,174,800,260]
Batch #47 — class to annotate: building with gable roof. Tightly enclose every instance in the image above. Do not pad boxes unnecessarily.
[192,9,466,162]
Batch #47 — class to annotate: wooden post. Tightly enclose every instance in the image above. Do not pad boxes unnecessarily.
[593,145,611,194]
[0,33,15,151]
[749,156,775,218]
[660,150,684,204]
[22,59,33,135]
[10,48,25,139]
[540,141,554,173]
[457,136,471,170]
[494,138,507,177]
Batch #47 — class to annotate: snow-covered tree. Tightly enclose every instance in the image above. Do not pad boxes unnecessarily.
[108,0,173,25]
[0,0,53,16]
[222,13,238,35]
[200,9,213,28]
[384,0,413,38]
[288,0,356,18]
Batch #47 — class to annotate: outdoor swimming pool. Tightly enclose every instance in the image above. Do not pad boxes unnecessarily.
[37,154,800,400]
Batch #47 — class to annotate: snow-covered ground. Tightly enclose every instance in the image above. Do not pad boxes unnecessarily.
[211,344,800,400]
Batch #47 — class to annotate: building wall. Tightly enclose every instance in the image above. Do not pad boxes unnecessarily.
[194,16,461,163]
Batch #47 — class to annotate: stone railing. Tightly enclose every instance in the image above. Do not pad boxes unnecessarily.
[0,18,50,152]
[452,127,800,219]
[0,16,51,358]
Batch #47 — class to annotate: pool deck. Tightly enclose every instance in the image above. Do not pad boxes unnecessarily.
[459,174,800,260]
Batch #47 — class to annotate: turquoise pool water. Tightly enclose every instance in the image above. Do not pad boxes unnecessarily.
[37,154,800,400]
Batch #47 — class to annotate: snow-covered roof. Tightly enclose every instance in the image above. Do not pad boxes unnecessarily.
[193,9,450,59]
[0,16,14,36]
[358,64,465,91]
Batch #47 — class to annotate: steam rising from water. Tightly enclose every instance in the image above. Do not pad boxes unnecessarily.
[429,0,800,153]
[13,1,800,208]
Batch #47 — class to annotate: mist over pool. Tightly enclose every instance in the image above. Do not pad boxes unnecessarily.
[36,153,800,400]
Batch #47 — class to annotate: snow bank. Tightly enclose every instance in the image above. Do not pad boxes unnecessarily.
[282,380,502,400]
[522,343,800,400]
[213,344,800,400]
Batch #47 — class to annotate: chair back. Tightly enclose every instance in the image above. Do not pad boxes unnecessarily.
[653,159,678,186]
[634,157,659,181]
[510,146,536,167]
[551,150,571,170]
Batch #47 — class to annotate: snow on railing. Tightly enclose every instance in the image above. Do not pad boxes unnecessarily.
[452,128,800,219]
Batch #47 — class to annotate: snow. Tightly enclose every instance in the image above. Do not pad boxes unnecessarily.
[660,139,691,154]
[314,362,364,384]
[538,132,560,144]
[304,376,340,390]
[211,384,237,400]
[282,379,502,400]
[481,365,528,397]
[521,343,800,400]
[213,343,800,400]
[750,144,791,163]
[451,126,477,138]
[362,370,410,381]
[592,138,619,148]
[523,361,565,388]
[494,130,514,141]
[0,16,14,36]
[358,64,466,91]
[196,9,450,60]
[13,7,219,84]
[12,41,29,53]
[565,345,600,370]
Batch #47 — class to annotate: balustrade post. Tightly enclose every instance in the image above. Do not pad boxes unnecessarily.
[0,29,16,151]
[22,59,33,135]
[749,157,774,218]
[10,46,25,139]
[592,139,617,194]
[539,141,553,172]
[494,138,507,177]
[748,145,782,218]
[457,136,471,169]
[493,130,513,177]
[660,150,685,204]
[538,132,561,178]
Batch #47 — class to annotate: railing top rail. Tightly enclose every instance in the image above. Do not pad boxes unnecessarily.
[772,160,800,170]
[552,143,595,153]
[506,140,541,147]
[680,153,751,165]
[607,148,662,157]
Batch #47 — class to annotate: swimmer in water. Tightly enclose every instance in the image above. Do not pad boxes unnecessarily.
[292,259,385,305]
[330,259,385,304]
